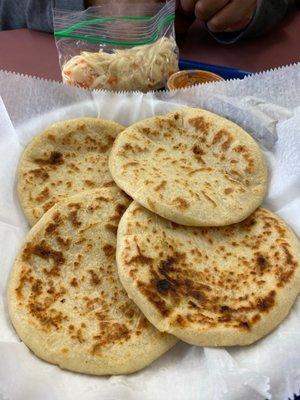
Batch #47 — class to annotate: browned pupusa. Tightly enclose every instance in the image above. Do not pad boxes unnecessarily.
[18,118,125,226]
[109,107,268,226]
[8,188,177,375]
[117,202,300,346]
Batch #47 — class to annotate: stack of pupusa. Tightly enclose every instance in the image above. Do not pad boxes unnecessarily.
[7,109,300,377]
[109,107,300,347]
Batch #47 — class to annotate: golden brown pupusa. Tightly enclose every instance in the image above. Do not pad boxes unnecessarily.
[8,187,177,375]
[18,118,124,226]
[117,203,300,346]
[109,107,268,227]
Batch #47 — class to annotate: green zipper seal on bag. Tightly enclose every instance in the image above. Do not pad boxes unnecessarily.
[54,14,175,46]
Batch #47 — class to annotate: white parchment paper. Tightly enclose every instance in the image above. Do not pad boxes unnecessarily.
[0,63,300,400]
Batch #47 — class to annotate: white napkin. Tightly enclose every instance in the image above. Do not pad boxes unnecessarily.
[0,63,300,400]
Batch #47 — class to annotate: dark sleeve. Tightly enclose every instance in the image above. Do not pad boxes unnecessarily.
[0,0,85,33]
[208,0,295,44]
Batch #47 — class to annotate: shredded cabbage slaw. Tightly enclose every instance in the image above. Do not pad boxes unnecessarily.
[62,37,179,92]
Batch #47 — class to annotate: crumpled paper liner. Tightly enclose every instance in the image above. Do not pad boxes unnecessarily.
[0,63,300,400]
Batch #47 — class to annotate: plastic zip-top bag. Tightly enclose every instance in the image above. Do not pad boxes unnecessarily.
[53,0,179,92]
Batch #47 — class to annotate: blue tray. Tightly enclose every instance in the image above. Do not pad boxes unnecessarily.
[179,58,252,80]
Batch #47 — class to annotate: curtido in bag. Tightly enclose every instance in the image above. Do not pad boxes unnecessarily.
[54,1,179,92]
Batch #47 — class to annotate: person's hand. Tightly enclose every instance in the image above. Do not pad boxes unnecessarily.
[175,0,196,40]
[180,0,257,32]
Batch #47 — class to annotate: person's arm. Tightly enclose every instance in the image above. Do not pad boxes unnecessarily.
[0,0,85,32]
[210,0,295,44]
